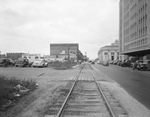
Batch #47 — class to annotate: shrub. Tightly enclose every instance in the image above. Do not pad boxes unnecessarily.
[0,75,37,109]
[48,61,77,69]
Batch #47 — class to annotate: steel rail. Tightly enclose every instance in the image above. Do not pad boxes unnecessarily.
[91,72,117,117]
[55,64,84,117]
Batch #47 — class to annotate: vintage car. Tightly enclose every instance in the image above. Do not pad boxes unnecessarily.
[121,60,131,67]
[137,60,150,70]
[32,59,48,68]
[15,58,30,67]
[0,58,14,67]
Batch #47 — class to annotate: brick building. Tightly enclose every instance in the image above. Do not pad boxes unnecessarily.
[50,43,79,61]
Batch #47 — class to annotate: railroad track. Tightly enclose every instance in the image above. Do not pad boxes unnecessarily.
[45,63,128,117]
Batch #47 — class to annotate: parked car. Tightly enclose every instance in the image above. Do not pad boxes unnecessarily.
[28,59,34,67]
[121,60,131,67]
[0,58,14,67]
[32,59,48,68]
[113,60,118,65]
[144,60,150,70]
[136,60,150,71]
[15,58,29,67]
[116,60,122,66]
[91,61,95,64]
[109,60,114,64]
[9,59,16,66]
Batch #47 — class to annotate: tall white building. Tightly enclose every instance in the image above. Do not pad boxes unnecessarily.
[119,0,150,61]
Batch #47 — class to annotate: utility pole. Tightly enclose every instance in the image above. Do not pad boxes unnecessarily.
[68,46,70,60]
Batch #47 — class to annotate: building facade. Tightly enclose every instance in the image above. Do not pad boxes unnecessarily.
[50,43,79,61]
[98,40,119,63]
[6,53,27,60]
[6,53,41,60]
[119,0,150,61]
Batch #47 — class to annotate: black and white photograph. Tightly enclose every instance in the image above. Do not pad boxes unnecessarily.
[0,0,150,117]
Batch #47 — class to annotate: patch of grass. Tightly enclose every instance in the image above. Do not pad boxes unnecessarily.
[48,61,77,70]
[0,75,37,109]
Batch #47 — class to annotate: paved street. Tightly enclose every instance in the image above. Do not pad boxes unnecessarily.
[93,64,150,109]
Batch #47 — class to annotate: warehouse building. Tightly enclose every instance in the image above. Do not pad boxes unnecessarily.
[50,43,79,61]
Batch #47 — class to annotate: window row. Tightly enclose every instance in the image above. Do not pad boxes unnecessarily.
[130,12,137,21]
[139,26,147,36]
[129,38,148,49]
[130,32,137,40]
[130,22,137,30]
[139,3,147,14]
[130,3,137,12]
[139,15,147,25]
[130,15,147,33]
[130,26,147,40]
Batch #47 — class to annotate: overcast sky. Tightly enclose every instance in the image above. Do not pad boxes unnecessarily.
[0,0,119,59]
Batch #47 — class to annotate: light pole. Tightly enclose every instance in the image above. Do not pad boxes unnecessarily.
[68,46,70,60]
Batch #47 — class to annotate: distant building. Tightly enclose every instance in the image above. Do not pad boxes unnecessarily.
[119,0,150,61]
[50,43,79,61]
[6,53,41,60]
[23,54,41,60]
[6,53,27,60]
[98,40,119,63]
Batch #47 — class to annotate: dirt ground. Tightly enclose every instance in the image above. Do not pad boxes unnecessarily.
[0,68,78,117]
[0,79,65,117]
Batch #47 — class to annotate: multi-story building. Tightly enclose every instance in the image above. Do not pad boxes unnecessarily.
[119,0,150,61]
[50,43,79,61]
[98,40,119,63]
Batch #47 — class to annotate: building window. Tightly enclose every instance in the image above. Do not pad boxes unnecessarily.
[111,52,114,56]
[104,52,108,55]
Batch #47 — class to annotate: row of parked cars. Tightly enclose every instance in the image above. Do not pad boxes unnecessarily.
[110,59,150,71]
[0,58,48,68]
[110,60,132,67]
